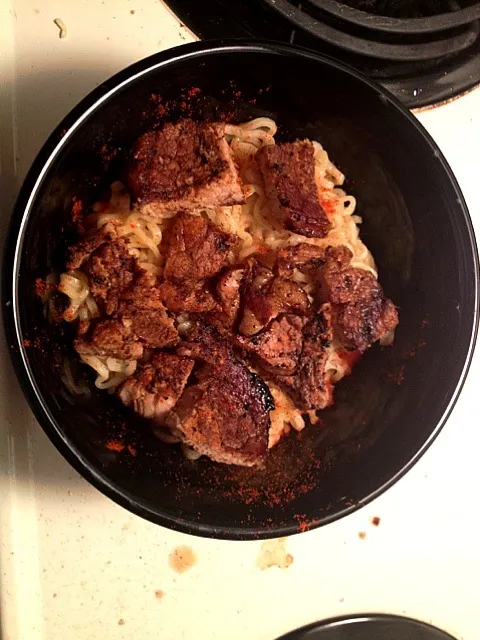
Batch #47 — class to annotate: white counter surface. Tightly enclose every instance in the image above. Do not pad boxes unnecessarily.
[1,2,479,639]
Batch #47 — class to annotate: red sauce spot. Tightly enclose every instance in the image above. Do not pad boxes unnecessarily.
[35,277,56,298]
[371,516,381,526]
[386,365,405,386]
[106,440,125,452]
[71,198,85,233]
[358,531,366,540]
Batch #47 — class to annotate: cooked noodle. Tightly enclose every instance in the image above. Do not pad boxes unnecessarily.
[56,118,377,443]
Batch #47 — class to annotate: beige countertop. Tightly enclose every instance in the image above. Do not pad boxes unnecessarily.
[1,1,479,638]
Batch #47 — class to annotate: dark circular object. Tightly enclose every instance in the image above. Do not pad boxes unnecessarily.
[314,0,480,34]
[164,0,480,108]
[261,0,479,60]
[2,40,478,540]
[276,614,457,639]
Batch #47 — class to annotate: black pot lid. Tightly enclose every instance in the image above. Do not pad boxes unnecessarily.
[276,614,457,640]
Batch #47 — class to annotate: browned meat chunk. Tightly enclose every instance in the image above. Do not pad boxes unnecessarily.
[276,243,352,279]
[334,297,399,352]
[126,120,244,214]
[75,303,178,359]
[120,270,165,311]
[217,267,245,323]
[319,248,398,350]
[257,140,331,238]
[118,353,194,422]
[66,222,118,270]
[239,260,311,336]
[163,213,237,281]
[277,308,333,411]
[276,243,328,278]
[323,264,381,306]
[207,266,245,332]
[83,239,136,315]
[323,245,353,271]
[235,314,306,375]
[158,280,218,314]
[74,317,143,360]
[172,322,274,466]
[176,320,232,364]
[126,309,178,348]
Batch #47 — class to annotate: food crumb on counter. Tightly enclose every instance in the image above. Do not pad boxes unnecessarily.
[371,516,381,526]
[169,546,197,574]
[256,538,294,570]
[155,589,165,599]
[358,531,366,540]
[53,18,67,39]
[118,619,125,626]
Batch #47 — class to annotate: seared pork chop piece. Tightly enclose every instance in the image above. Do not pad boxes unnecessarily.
[75,304,178,360]
[66,222,118,270]
[75,317,143,360]
[323,263,381,306]
[126,120,244,214]
[320,247,398,350]
[163,213,237,281]
[118,353,194,422]
[239,259,311,336]
[334,297,398,352]
[173,322,274,466]
[126,309,178,348]
[83,239,137,315]
[120,270,165,311]
[176,320,233,365]
[257,140,331,238]
[276,243,352,279]
[158,280,218,314]
[276,243,328,278]
[277,308,333,411]
[235,314,306,375]
[207,266,246,332]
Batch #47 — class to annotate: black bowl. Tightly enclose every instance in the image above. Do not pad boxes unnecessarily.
[2,40,478,540]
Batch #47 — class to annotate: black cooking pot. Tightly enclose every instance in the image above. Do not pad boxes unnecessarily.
[2,41,478,540]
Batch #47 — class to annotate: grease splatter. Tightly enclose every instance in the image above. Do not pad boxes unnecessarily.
[256,538,293,570]
[169,546,197,574]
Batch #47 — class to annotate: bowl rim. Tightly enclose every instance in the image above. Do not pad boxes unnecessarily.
[2,38,479,540]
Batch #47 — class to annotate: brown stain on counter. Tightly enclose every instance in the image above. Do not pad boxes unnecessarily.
[169,545,197,574]
[256,538,293,570]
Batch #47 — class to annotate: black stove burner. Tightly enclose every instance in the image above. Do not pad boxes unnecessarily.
[167,0,480,107]
[275,614,457,639]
